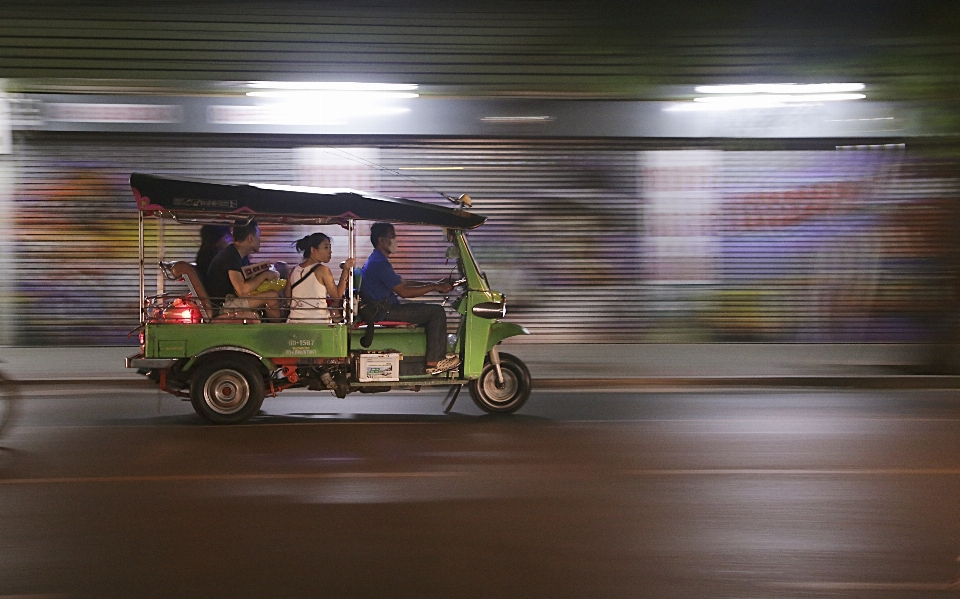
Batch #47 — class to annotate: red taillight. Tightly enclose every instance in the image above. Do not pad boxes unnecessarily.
[161,298,201,324]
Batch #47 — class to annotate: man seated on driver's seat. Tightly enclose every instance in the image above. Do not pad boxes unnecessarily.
[360,222,460,375]
[206,220,282,322]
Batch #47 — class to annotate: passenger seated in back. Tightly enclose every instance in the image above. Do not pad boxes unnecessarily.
[286,232,355,323]
[206,220,282,321]
[194,225,246,289]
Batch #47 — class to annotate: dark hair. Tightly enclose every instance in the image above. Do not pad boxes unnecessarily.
[294,232,332,259]
[232,220,259,243]
[370,222,395,248]
[199,225,230,245]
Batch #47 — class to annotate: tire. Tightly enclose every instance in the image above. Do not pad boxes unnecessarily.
[468,352,531,414]
[190,355,265,424]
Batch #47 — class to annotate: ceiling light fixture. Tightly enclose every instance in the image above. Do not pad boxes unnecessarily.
[239,82,419,124]
[246,91,419,100]
[666,83,868,112]
[694,83,865,94]
[693,93,866,106]
[248,81,419,92]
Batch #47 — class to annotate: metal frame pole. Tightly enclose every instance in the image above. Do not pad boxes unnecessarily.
[156,218,165,295]
[347,219,355,323]
[138,210,144,325]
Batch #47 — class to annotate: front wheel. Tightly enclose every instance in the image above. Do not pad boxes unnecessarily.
[190,355,265,424]
[469,352,531,414]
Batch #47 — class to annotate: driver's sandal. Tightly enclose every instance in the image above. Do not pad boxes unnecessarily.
[427,356,461,375]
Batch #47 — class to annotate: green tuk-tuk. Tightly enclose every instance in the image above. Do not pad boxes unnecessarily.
[125,173,531,423]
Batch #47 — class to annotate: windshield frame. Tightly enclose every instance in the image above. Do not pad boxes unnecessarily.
[454,230,490,292]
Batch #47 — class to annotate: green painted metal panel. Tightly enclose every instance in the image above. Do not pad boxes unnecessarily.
[146,323,348,359]
[487,322,530,351]
[462,291,498,377]
[348,327,426,356]
[451,230,510,378]
[157,339,186,357]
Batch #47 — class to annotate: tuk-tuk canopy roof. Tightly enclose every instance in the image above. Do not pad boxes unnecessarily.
[130,173,487,229]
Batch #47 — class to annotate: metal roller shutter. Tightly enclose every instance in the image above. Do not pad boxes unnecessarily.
[7,134,960,345]
[2,1,955,97]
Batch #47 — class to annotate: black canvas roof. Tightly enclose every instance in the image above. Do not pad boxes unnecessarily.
[131,173,486,229]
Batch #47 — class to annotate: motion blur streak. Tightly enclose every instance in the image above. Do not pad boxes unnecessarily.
[5,141,958,347]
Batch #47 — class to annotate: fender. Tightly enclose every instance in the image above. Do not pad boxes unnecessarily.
[183,346,272,372]
[486,322,530,351]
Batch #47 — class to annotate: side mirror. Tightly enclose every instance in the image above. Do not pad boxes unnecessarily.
[445,245,461,259]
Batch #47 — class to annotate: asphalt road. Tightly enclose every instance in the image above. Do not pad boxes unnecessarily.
[1,385,960,598]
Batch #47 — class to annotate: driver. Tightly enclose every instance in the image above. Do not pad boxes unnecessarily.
[360,222,460,375]
[206,220,282,322]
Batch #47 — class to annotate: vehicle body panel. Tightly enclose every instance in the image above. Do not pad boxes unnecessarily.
[146,323,349,361]
[488,322,531,351]
[348,327,427,356]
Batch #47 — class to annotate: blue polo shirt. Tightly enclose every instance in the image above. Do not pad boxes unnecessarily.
[360,248,402,306]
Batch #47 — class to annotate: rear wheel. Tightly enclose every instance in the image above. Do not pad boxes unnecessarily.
[469,352,531,414]
[190,355,265,424]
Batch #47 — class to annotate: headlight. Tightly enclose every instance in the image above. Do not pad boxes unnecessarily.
[472,301,506,319]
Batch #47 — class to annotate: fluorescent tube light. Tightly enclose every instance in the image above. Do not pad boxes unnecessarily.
[692,93,866,106]
[248,82,418,92]
[247,91,418,100]
[694,83,865,94]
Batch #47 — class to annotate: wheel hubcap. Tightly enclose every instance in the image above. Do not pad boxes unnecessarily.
[204,369,250,414]
[481,368,519,404]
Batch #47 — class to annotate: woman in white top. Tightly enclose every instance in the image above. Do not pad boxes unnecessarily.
[286,233,355,323]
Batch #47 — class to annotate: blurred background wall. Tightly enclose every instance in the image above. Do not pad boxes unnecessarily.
[0,0,958,358]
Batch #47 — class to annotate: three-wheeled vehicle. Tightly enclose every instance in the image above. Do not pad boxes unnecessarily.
[125,173,531,423]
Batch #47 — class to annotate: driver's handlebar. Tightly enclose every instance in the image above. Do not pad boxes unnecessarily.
[440,278,468,307]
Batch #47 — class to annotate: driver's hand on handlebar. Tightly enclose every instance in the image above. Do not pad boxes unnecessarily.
[435,279,454,293]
